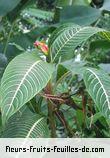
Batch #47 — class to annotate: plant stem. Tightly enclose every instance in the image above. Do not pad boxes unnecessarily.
[55,110,75,137]
[82,91,87,128]
[48,101,56,137]
[3,22,15,54]
[45,80,56,137]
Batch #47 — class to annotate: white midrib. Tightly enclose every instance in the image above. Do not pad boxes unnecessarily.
[26,117,43,138]
[52,26,82,62]
[6,60,41,117]
[87,69,110,109]
[52,27,103,62]
[15,117,44,158]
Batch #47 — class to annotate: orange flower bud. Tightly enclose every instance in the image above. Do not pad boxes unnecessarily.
[34,41,49,55]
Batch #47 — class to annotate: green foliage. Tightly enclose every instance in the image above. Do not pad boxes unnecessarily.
[60,5,101,25]
[0,52,53,124]
[102,0,110,11]
[22,8,54,21]
[0,0,21,16]
[56,0,92,6]
[0,0,110,138]
[2,108,49,138]
[84,68,110,119]
[61,60,87,75]
[50,25,110,62]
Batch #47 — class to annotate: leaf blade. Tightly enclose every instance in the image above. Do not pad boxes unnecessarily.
[50,25,110,62]
[0,0,21,16]
[0,52,54,124]
[2,108,50,138]
[83,68,110,119]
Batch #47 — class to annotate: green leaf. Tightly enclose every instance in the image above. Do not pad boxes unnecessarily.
[101,0,110,11]
[0,52,54,124]
[7,0,37,22]
[0,53,7,81]
[49,23,79,47]
[50,24,110,62]
[0,53,7,68]
[10,43,25,52]
[2,108,49,138]
[22,8,54,21]
[61,59,87,75]
[61,104,76,129]
[56,64,68,81]
[56,0,72,6]
[76,110,85,127]
[73,0,92,6]
[99,64,110,74]
[56,0,91,6]
[0,0,21,16]
[83,68,110,119]
[60,5,101,25]
[89,40,110,53]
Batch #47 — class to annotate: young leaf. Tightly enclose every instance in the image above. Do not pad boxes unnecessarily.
[0,52,54,124]
[83,68,110,119]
